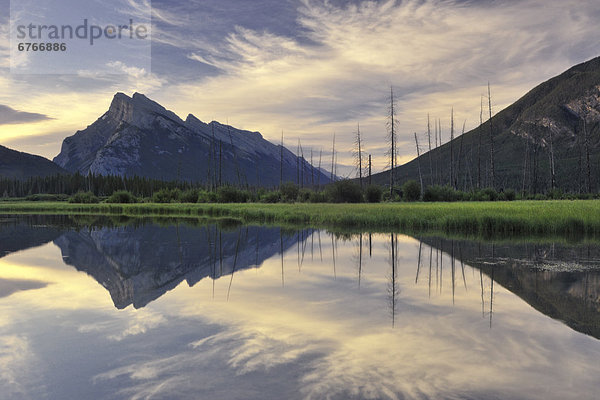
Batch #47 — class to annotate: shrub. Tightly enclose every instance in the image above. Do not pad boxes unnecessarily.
[365,185,383,203]
[217,186,249,203]
[547,188,564,200]
[325,180,363,203]
[69,191,100,204]
[482,188,498,201]
[106,190,137,204]
[402,180,421,202]
[309,191,327,203]
[502,189,516,201]
[280,182,299,202]
[261,191,280,203]
[298,188,313,202]
[152,188,181,203]
[180,189,199,203]
[25,193,69,202]
[198,190,217,203]
[423,185,460,202]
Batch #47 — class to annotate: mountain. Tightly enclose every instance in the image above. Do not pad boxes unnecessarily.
[54,93,331,187]
[0,144,66,179]
[373,56,600,193]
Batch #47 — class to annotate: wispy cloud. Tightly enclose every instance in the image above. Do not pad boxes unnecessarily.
[1,0,599,169]
[0,105,52,125]
[163,0,600,173]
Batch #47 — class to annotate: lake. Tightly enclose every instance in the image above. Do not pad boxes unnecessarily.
[1,215,599,399]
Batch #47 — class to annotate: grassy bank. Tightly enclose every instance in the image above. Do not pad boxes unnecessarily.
[1,200,599,238]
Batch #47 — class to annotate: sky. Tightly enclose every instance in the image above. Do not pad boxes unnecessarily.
[0,0,599,176]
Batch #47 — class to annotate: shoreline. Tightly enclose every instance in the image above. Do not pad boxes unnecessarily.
[1,200,599,239]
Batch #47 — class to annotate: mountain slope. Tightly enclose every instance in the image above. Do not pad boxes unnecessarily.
[54,93,330,187]
[373,56,600,193]
[0,144,66,179]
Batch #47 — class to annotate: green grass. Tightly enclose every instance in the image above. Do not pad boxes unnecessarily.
[1,200,600,238]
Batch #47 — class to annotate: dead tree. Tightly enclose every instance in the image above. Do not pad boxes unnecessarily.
[478,95,483,188]
[427,114,433,186]
[368,154,372,185]
[311,149,314,187]
[456,121,465,190]
[577,123,583,193]
[354,123,364,188]
[488,83,496,189]
[584,118,591,193]
[548,126,556,190]
[521,136,529,196]
[317,149,323,188]
[387,87,399,197]
[438,119,443,184]
[331,133,336,182]
[226,122,243,187]
[435,117,439,184]
[218,139,223,187]
[450,108,455,188]
[299,140,305,188]
[297,139,301,185]
[280,131,284,188]
[414,132,424,198]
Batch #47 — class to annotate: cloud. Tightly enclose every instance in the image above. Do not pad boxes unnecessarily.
[163,0,600,174]
[0,105,52,125]
[0,335,33,398]
[1,0,600,172]
[0,278,48,299]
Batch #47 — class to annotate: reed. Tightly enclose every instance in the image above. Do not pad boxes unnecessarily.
[1,200,599,238]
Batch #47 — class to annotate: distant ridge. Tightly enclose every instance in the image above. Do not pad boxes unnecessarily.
[0,144,66,180]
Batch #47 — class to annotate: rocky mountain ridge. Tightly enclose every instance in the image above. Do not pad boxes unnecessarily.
[54,93,330,186]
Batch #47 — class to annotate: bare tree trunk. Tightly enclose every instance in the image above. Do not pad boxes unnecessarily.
[457,121,465,190]
[311,149,314,187]
[355,123,363,188]
[226,122,242,187]
[297,139,300,185]
[331,133,336,183]
[533,140,539,194]
[299,140,305,188]
[280,130,284,188]
[488,83,495,189]
[549,128,556,190]
[218,139,222,188]
[577,123,583,194]
[450,108,455,189]
[435,117,439,185]
[388,87,397,197]
[368,154,372,186]
[478,95,483,189]
[521,136,529,196]
[208,123,215,190]
[584,118,591,193]
[318,149,323,188]
[438,119,443,185]
[427,114,433,186]
[414,132,424,199]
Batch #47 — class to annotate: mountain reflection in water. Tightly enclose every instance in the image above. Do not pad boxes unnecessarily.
[1,216,600,399]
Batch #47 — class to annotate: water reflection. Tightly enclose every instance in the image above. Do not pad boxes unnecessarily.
[418,237,600,339]
[1,216,600,399]
[55,223,310,309]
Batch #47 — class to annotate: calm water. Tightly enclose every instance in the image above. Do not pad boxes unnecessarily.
[1,215,599,400]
